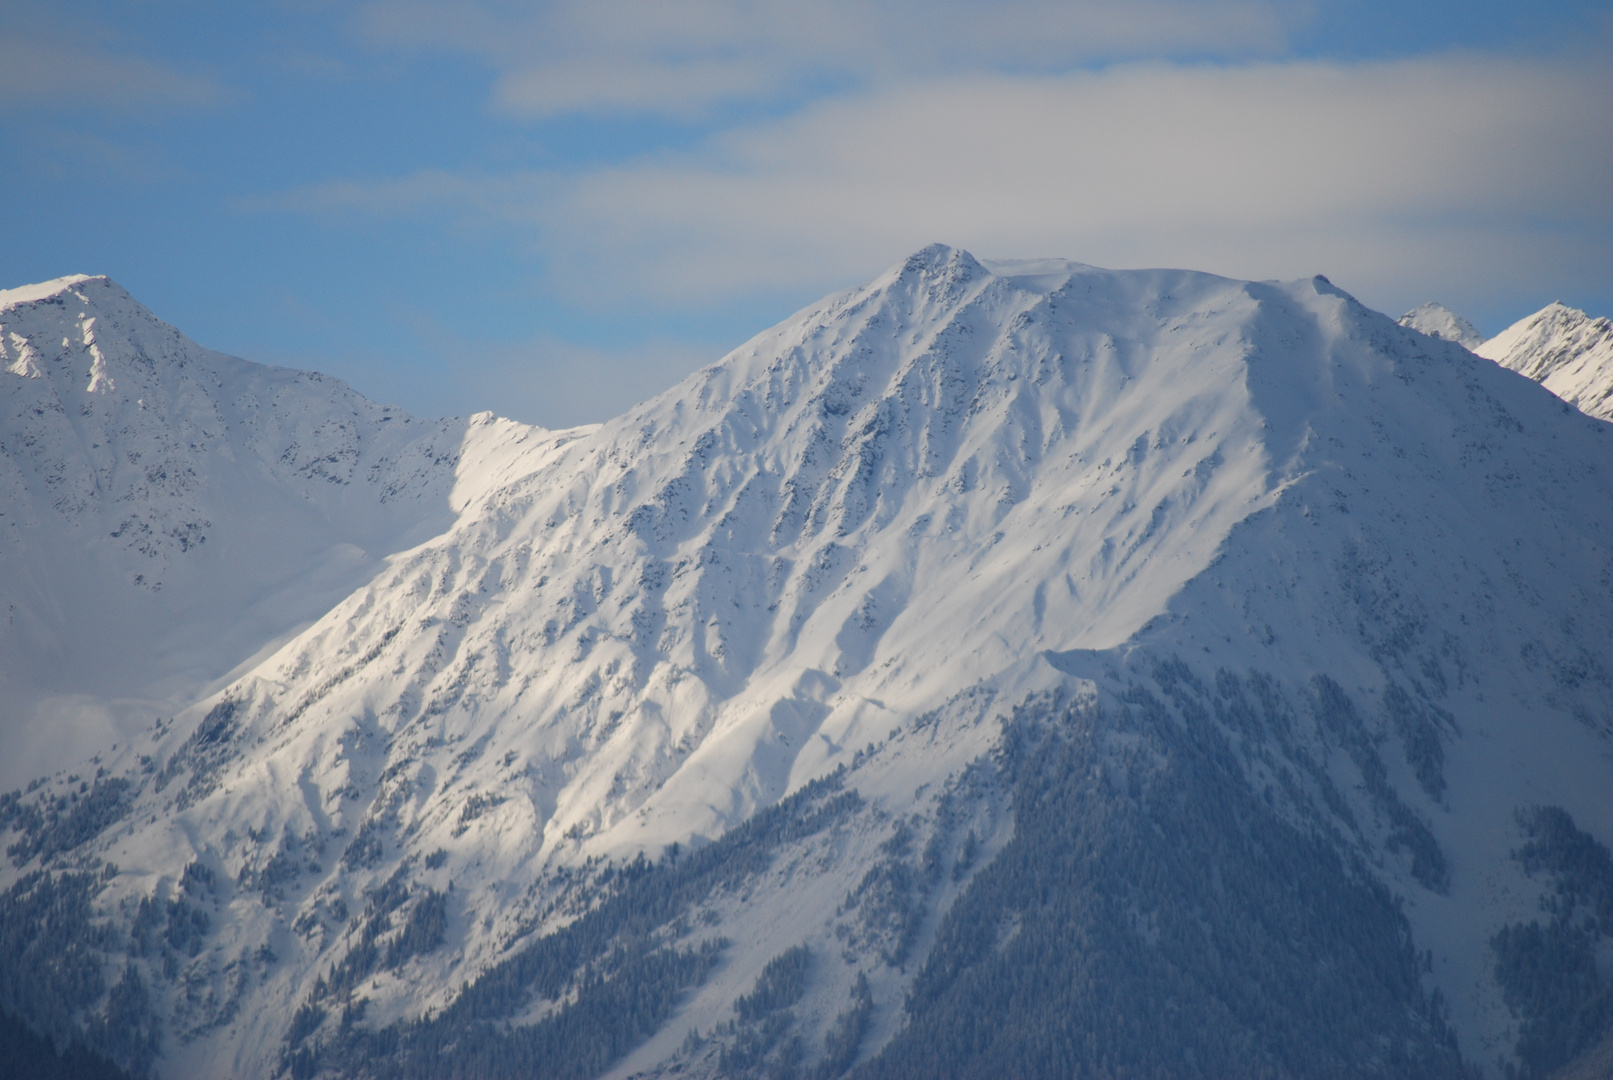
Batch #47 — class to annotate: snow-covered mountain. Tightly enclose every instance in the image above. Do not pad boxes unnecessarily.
[1398,302,1484,349]
[1475,301,1613,421]
[0,276,472,788]
[4,250,1612,1080]
[1399,297,1613,423]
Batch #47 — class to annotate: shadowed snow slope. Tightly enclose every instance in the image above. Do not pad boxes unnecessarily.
[0,276,480,787]
[1476,301,1613,421]
[3,249,1611,1080]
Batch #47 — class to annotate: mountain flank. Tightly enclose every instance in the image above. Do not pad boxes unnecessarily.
[0,275,476,787]
[1,250,1611,1079]
[1399,298,1613,421]
[1475,302,1613,421]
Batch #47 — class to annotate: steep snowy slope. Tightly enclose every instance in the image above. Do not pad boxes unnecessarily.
[1399,302,1484,348]
[4,250,1611,1080]
[0,276,474,787]
[1476,301,1613,421]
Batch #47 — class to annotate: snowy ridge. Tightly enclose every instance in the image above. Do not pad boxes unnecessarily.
[0,275,478,786]
[1398,302,1484,349]
[3,251,1612,1079]
[204,246,1285,866]
[1476,301,1613,421]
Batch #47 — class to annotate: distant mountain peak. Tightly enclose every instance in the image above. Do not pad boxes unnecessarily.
[1398,302,1484,348]
[0,272,472,785]
[1477,300,1613,421]
[903,241,975,268]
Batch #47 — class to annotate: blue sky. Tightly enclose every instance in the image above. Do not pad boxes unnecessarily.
[1,1,1609,427]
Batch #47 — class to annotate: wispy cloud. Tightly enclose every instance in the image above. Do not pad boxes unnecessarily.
[0,30,231,114]
[241,49,1613,321]
[37,128,187,184]
[357,0,1297,117]
[579,52,1613,287]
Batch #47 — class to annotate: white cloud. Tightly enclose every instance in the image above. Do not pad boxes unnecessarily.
[245,49,1613,327]
[0,32,229,114]
[540,51,1613,313]
[357,0,1296,117]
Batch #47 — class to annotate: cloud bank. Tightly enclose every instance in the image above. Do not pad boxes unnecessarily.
[0,12,228,115]
[357,0,1296,116]
[260,48,1613,320]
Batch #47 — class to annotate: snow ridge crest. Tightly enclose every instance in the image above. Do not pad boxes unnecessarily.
[1476,300,1613,420]
[1398,301,1484,349]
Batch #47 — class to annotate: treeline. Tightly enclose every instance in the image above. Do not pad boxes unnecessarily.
[1309,675,1448,892]
[294,768,861,1080]
[854,663,1472,1080]
[3,777,132,866]
[0,1004,134,1080]
[713,947,873,1080]
[0,870,161,1077]
[1491,806,1613,1078]
[318,865,422,999]
[153,698,240,810]
[719,946,814,1076]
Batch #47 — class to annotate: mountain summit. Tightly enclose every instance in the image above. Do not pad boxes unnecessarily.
[1397,297,1613,422]
[1397,301,1484,348]
[0,275,468,786]
[2,250,1611,1079]
[1476,300,1613,421]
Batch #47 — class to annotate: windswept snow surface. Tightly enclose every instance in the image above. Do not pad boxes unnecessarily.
[1398,302,1484,349]
[4,250,1612,1078]
[1476,301,1613,421]
[204,248,1295,866]
[0,276,477,787]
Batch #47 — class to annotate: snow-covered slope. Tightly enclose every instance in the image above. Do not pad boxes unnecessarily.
[1398,302,1484,348]
[0,276,479,787]
[1397,298,1613,423]
[1476,301,1613,421]
[4,251,1612,1080]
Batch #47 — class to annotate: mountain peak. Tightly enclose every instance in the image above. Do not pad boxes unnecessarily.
[1477,299,1613,420]
[1397,301,1484,348]
[0,273,113,312]
[892,242,989,285]
[0,272,472,785]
